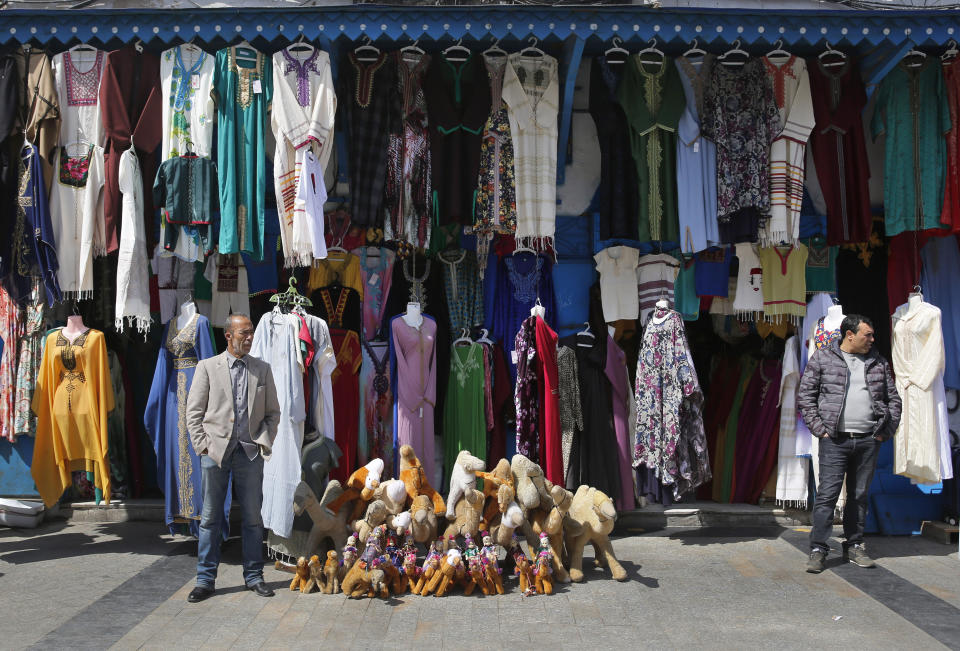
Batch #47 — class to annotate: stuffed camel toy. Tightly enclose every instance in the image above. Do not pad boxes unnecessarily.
[511,454,555,517]
[398,444,446,514]
[289,556,311,593]
[409,494,439,544]
[445,450,485,520]
[522,483,574,583]
[488,501,525,548]
[374,478,409,515]
[326,458,385,521]
[563,484,627,582]
[322,550,340,594]
[441,487,484,550]
[476,458,515,527]
[293,480,351,558]
[353,499,389,544]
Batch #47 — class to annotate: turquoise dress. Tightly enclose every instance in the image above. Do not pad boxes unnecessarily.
[871,58,952,237]
[212,46,272,261]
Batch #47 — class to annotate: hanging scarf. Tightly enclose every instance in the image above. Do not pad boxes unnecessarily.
[114,148,152,336]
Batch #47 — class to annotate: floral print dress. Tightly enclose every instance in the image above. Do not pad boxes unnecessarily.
[633,310,711,498]
[514,315,539,458]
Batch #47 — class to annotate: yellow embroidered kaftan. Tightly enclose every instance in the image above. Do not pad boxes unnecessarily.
[31,328,115,507]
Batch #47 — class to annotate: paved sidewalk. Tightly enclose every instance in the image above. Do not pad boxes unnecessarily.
[0,520,957,650]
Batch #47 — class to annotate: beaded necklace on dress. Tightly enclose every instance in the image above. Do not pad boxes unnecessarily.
[403,257,431,306]
[362,338,390,395]
[57,328,90,411]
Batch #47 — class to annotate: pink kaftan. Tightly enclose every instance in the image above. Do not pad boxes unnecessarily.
[605,336,635,511]
[392,314,437,482]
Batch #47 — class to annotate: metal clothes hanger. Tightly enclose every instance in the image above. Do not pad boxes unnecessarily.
[483,36,507,59]
[604,36,629,66]
[288,33,314,54]
[766,38,791,60]
[683,38,706,59]
[353,35,381,63]
[513,243,535,256]
[942,39,959,62]
[453,328,473,347]
[903,45,928,68]
[401,38,425,57]
[818,41,847,68]
[719,38,749,67]
[518,36,545,58]
[443,37,471,63]
[637,38,665,68]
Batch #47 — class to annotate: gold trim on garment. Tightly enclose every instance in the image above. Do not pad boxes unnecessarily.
[176,369,196,519]
[173,356,198,370]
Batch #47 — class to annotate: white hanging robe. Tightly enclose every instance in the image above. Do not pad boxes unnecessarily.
[892,299,945,484]
[270,47,336,268]
[251,310,306,538]
[761,56,815,246]
[775,335,808,506]
[115,148,152,334]
[502,53,559,249]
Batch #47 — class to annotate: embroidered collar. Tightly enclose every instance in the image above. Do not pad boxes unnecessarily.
[281,47,321,108]
[63,50,103,107]
[173,46,207,113]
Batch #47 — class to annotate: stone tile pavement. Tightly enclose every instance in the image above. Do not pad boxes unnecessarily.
[1,520,957,650]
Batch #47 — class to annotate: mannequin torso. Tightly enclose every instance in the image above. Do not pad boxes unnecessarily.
[61,314,88,341]
[402,302,423,329]
[177,300,197,331]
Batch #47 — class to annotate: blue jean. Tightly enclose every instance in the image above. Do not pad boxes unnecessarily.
[196,446,265,588]
[810,433,881,553]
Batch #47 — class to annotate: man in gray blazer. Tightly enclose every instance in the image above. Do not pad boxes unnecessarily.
[185,314,281,602]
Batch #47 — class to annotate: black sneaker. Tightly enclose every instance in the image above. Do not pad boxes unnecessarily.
[806,549,826,573]
[843,543,876,568]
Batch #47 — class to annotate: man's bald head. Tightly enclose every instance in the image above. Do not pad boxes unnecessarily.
[224,314,255,357]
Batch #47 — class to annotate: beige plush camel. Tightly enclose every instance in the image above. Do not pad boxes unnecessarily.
[409,494,438,544]
[352,499,388,544]
[563,485,627,582]
[522,483,574,583]
[440,487,484,550]
[293,480,351,558]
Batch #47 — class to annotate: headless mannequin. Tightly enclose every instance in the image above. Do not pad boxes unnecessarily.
[177,299,197,331]
[908,292,924,311]
[403,301,423,329]
[62,314,87,341]
[650,298,671,325]
[808,302,845,359]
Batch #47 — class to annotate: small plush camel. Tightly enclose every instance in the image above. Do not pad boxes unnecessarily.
[289,556,311,592]
[322,550,340,594]
[477,458,515,527]
[440,487,484,550]
[563,485,627,582]
[303,554,323,593]
[293,480,351,559]
[522,483,574,583]
[409,494,438,544]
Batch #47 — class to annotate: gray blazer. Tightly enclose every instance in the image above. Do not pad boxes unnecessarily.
[186,351,281,466]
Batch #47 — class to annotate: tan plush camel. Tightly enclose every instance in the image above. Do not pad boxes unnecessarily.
[522,483,574,583]
[476,458,515,527]
[563,485,627,582]
[409,494,438,544]
[293,480,351,558]
[440,487,484,550]
[322,550,340,594]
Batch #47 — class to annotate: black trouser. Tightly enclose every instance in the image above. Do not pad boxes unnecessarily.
[810,433,881,552]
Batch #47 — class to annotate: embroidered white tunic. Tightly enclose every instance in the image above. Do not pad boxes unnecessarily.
[502,53,559,248]
[159,45,215,160]
[271,47,336,268]
[53,49,105,149]
[761,56,815,246]
[892,299,947,485]
[49,145,105,300]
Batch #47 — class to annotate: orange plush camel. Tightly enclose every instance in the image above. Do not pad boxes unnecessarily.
[512,542,535,594]
[398,445,446,514]
[322,550,340,594]
[394,552,420,595]
[325,459,385,521]
[289,556,311,592]
[477,458,515,528]
[534,533,554,595]
[432,551,465,597]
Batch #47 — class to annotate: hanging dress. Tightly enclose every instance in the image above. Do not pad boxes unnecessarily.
[0,290,23,442]
[473,54,518,274]
[438,248,484,336]
[329,328,362,483]
[633,310,711,498]
[513,315,539,459]
[384,51,432,249]
[160,44,214,160]
[731,358,783,504]
[144,313,224,536]
[341,52,395,229]
[10,143,61,305]
[212,45,272,260]
[443,342,486,478]
[31,327,115,506]
[491,252,556,348]
[808,60,873,245]
[14,293,44,438]
[353,246,395,340]
[359,338,392,465]
[606,336,636,511]
[12,46,60,190]
[675,54,719,254]
[702,59,781,244]
[271,45,336,267]
[618,55,684,244]
[390,314,438,481]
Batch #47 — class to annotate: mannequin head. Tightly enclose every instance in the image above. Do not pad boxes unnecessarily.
[225,314,254,358]
[839,314,875,355]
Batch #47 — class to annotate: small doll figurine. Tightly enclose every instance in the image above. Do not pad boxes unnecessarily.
[534,532,554,595]
[480,532,505,595]
[339,533,360,582]
[402,529,417,558]
[446,534,461,554]
[511,534,535,593]
[463,533,480,563]
[384,532,401,567]
[359,534,382,567]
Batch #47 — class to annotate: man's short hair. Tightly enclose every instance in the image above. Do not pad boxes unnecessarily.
[225,313,252,333]
[840,314,873,339]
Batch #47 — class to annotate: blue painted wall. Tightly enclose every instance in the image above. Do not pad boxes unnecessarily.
[0,436,38,497]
